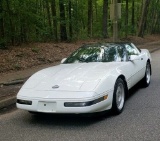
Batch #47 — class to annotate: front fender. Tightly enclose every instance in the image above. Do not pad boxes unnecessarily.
[95,74,119,94]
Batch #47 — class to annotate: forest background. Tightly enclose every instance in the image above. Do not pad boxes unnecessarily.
[0,0,160,73]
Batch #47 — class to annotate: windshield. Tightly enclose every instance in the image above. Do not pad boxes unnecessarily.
[64,46,104,63]
[64,44,126,63]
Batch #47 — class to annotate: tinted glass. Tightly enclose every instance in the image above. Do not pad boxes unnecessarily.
[117,46,127,61]
[64,44,127,64]
[125,44,140,55]
[64,47,104,63]
[103,46,117,62]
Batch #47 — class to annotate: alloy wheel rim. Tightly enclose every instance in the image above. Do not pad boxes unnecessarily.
[146,64,151,84]
[116,83,125,110]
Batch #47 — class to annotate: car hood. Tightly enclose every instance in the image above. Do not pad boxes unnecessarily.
[22,62,122,92]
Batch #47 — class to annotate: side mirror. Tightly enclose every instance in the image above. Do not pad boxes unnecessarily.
[61,58,67,63]
[129,55,140,61]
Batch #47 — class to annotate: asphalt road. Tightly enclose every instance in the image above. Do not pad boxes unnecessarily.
[1,50,160,141]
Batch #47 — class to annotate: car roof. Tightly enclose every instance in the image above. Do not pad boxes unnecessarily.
[82,42,132,48]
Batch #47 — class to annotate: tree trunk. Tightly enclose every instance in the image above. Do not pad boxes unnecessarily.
[95,0,98,21]
[19,1,27,43]
[59,0,67,41]
[125,0,129,38]
[88,0,93,37]
[102,0,109,38]
[46,0,52,36]
[131,0,135,34]
[151,14,158,34]
[51,0,58,41]
[137,0,151,37]
[69,0,72,40]
[150,0,159,34]
[6,0,15,45]
[0,0,5,48]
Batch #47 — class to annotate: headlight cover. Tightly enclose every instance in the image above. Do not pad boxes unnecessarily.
[17,99,32,105]
[64,95,108,107]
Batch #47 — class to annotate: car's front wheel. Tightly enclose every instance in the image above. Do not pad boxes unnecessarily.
[112,78,125,115]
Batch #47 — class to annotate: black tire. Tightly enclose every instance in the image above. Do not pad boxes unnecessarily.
[112,78,126,115]
[142,62,151,87]
[28,111,39,115]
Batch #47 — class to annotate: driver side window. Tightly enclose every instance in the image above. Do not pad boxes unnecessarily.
[117,46,127,62]
[125,44,139,56]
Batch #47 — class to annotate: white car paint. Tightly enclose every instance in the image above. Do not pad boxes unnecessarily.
[16,45,151,114]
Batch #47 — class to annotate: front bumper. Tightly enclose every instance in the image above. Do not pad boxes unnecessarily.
[16,91,113,114]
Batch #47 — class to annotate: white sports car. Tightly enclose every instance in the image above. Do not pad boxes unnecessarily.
[16,42,151,115]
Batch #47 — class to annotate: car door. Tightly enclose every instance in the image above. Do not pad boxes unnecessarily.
[115,45,134,89]
[125,43,145,87]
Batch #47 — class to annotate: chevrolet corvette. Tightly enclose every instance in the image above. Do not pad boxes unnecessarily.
[16,42,151,115]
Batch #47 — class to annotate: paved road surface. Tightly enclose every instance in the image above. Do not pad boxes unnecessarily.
[0,50,160,141]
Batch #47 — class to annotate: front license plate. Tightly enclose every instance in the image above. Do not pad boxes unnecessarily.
[38,101,56,112]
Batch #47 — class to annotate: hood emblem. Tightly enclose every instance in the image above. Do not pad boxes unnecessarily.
[52,85,59,89]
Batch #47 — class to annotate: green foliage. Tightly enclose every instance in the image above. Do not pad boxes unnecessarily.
[0,0,160,45]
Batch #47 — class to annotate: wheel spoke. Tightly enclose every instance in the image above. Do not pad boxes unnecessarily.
[146,64,151,84]
[116,83,125,110]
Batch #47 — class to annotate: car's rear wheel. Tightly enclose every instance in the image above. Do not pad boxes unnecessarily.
[142,62,151,87]
[112,78,125,115]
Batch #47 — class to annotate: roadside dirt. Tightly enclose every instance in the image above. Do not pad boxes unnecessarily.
[0,84,22,100]
[0,34,160,74]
